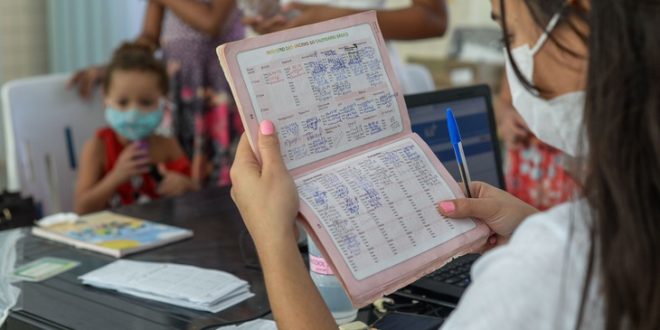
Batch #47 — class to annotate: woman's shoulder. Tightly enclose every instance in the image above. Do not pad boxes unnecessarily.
[478,200,592,272]
[511,200,592,248]
[483,200,592,297]
[441,200,596,329]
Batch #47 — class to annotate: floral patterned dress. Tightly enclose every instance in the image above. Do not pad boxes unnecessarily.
[505,137,577,211]
[160,1,245,186]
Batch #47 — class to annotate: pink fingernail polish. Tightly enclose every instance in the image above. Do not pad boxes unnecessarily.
[260,120,275,136]
[439,201,455,214]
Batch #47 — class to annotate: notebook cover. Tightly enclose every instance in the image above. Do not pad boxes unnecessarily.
[32,211,193,258]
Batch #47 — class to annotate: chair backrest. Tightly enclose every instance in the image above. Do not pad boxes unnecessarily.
[1,73,105,215]
[402,63,436,95]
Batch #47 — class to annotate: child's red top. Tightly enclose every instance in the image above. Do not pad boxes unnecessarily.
[97,127,191,206]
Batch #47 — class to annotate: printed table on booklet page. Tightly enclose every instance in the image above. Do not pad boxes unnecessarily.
[237,23,403,169]
[296,138,476,280]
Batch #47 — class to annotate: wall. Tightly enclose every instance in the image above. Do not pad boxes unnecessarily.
[47,0,146,73]
[0,0,49,81]
[0,0,49,190]
[0,1,145,189]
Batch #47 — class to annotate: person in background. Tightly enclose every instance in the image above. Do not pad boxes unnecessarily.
[244,0,446,40]
[70,0,245,187]
[242,0,448,94]
[75,43,195,215]
[495,75,576,210]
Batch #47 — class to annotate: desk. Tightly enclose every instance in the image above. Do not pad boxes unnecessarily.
[4,187,270,330]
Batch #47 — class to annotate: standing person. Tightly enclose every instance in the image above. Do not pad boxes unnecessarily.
[229,0,660,329]
[70,0,245,187]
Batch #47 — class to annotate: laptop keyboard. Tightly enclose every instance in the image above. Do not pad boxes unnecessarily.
[404,253,480,303]
[428,254,478,288]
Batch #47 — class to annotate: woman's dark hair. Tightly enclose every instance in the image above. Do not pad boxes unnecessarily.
[501,0,660,329]
[103,42,169,94]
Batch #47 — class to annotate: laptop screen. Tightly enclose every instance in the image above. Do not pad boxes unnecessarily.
[406,86,505,189]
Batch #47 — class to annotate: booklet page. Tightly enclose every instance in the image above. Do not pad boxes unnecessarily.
[296,138,476,280]
[237,23,403,169]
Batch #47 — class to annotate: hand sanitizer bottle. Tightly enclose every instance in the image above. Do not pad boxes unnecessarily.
[308,238,358,325]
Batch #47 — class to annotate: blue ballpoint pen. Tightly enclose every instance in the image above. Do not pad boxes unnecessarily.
[446,108,473,198]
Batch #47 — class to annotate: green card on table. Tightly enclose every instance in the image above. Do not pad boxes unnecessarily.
[13,257,80,282]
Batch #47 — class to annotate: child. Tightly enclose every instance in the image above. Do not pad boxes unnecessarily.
[75,43,196,215]
[70,0,246,187]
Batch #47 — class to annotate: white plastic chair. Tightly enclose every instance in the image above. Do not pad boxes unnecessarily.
[402,63,436,94]
[1,73,105,215]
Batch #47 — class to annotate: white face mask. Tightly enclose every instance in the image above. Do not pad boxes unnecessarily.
[504,13,586,157]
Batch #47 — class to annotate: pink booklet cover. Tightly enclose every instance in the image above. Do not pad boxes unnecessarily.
[217,11,489,307]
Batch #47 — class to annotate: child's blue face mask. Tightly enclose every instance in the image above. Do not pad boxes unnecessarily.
[105,103,164,141]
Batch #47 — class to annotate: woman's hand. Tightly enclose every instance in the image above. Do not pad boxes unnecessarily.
[280,3,353,28]
[242,3,353,35]
[230,121,299,247]
[242,14,289,35]
[230,121,336,330]
[68,65,107,100]
[437,181,538,248]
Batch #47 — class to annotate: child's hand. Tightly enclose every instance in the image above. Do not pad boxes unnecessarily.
[156,165,197,197]
[108,143,151,184]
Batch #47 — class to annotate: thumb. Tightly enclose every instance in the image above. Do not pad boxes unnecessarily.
[258,120,286,174]
[437,197,499,222]
[158,163,168,175]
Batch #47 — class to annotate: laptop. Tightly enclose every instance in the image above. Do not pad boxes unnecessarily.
[407,84,505,189]
[401,85,505,304]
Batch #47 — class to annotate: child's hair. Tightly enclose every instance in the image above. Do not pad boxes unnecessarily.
[103,42,169,94]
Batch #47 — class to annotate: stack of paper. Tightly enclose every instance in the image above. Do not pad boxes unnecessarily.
[79,260,254,313]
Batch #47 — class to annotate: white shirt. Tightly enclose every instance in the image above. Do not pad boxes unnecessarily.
[442,201,605,329]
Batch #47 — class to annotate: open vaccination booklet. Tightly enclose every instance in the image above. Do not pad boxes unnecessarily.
[217,11,489,307]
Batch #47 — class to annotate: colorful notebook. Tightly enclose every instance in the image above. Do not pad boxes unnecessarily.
[217,11,489,307]
[32,211,193,258]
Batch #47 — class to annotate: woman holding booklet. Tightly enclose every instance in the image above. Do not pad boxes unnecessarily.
[230,0,659,329]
